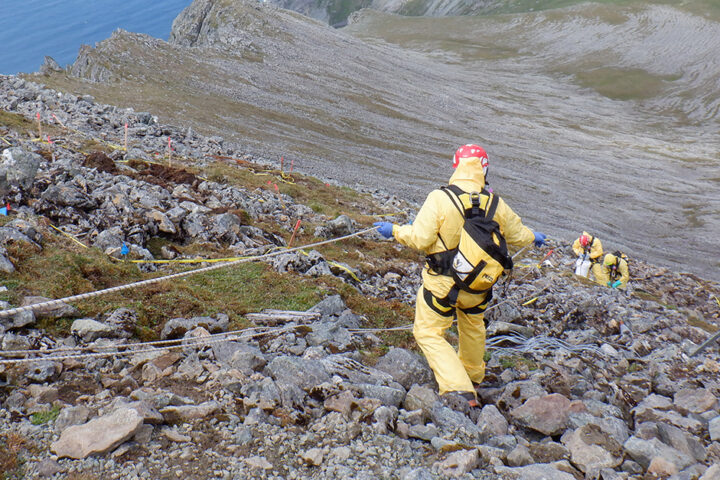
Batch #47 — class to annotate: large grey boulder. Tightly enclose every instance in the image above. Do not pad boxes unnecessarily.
[21,296,77,319]
[161,316,226,340]
[241,377,281,409]
[315,214,354,238]
[434,448,479,477]
[4,219,43,244]
[0,301,35,330]
[673,388,718,414]
[561,425,623,473]
[355,383,405,408]
[228,344,267,373]
[210,212,243,243]
[104,308,137,338]
[306,322,353,351]
[307,294,346,317]
[656,423,706,462]
[26,361,60,383]
[477,404,509,436]
[51,408,143,459]
[497,380,548,411]
[146,210,176,234]
[0,226,41,249]
[403,384,439,413]
[0,147,41,194]
[54,405,91,434]
[623,436,694,471]
[71,319,115,342]
[431,402,482,439]
[266,356,330,391]
[375,347,433,390]
[181,212,212,240]
[93,228,124,253]
[509,394,574,436]
[0,248,15,274]
[40,183,96,209]
[160,401,220,424]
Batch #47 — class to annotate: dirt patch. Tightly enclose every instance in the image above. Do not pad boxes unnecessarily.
[84,151,118,174]
[154,377,210,403]
[128,159,199,187]
[57,373,101,404]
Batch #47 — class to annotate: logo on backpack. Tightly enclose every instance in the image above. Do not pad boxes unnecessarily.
[426,185,513,293]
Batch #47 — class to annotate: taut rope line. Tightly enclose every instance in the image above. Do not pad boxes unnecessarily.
[0,324,307,365]
[0,227,377,319]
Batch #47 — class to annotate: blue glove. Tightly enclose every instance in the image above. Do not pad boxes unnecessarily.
[612,280,622,288]
[607,281,612,287]
[533,231,546,247]
[373,222,394,239]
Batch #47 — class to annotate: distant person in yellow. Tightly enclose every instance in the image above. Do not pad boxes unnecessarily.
[572,231,603,277]
[593,252,629,289]
[373,144,545,411]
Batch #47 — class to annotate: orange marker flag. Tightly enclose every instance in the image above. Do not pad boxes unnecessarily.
[288,219,301,248]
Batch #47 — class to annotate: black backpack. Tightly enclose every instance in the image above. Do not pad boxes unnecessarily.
[426,185,513,302]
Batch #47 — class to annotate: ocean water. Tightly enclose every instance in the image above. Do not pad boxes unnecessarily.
[0,0,191,75]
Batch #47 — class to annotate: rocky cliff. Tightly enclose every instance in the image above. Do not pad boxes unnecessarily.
[1,77,720,479]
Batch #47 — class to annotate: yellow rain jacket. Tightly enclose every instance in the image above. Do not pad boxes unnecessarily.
[593,253,629,289]
[572,231,603,261]
[393,158,535,301]
[390,157,535,396]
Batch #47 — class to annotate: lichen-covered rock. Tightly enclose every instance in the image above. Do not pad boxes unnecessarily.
[510,394,573,436]
[374,347,432,390]
[51,408,143,459]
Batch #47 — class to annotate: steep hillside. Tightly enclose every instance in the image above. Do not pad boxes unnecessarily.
[2,78,720,479]
[29,0,720,284]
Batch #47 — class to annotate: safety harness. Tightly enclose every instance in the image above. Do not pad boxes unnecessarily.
[608,251,627,281]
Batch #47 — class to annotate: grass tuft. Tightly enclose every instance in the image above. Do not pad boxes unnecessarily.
[30,405,62,426]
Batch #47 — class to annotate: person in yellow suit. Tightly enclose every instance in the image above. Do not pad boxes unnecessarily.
[593,253,629,290]
[572,232,603,277]
[373,144,545,410]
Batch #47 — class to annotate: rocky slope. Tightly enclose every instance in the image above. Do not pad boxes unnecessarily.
[30,0,720,284]
[2,78,720,479]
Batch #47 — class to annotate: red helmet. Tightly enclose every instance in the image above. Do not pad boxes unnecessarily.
[453,144,488,175]
[579,235,590,247]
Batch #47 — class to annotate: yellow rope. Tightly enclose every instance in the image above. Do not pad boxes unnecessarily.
[49,224,88,249]
[521,296,539,306]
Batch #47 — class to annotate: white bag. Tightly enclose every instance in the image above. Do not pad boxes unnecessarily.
[574,254,591,277]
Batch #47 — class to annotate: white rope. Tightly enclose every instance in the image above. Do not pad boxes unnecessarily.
[0,325,281,356]
[0,227,378,318]
[486,332,606,357]
[0,324,306,365]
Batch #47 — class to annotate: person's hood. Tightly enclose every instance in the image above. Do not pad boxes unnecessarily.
[448,157,486,191]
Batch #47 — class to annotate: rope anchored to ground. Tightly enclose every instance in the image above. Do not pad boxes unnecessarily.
[0,227,378,319]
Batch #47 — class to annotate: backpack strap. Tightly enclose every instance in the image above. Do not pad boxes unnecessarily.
[442,185,466,218]
[444,184,496,220]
